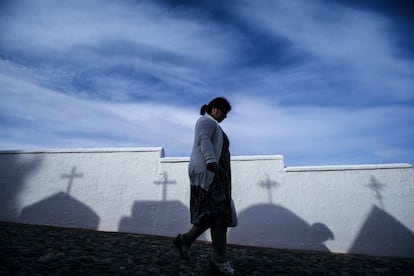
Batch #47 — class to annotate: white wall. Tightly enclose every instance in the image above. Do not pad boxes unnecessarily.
[0,148,413,258]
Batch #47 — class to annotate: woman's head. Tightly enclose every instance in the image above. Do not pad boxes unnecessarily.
[200,97,231,122]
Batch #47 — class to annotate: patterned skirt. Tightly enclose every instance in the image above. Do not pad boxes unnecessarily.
[190,133,233,227]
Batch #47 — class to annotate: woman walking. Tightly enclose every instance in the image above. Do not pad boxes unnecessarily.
[173,97,237,275]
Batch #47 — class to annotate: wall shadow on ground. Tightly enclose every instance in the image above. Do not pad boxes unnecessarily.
[349,205,414,257]
[0,153,43,221]
[118,200,191,237]
[19,192,100,230]
[228,203,334,252]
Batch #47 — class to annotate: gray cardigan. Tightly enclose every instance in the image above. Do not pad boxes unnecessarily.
[188,114,224,191]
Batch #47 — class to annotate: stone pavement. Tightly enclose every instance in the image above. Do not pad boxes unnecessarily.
[0,222,413,275]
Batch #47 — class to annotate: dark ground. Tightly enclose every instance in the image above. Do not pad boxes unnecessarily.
[0,222,413,275]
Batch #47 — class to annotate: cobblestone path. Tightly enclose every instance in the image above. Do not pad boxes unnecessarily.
[1,222,413,275]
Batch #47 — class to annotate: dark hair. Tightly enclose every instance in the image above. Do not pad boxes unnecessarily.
[200,97,232,115]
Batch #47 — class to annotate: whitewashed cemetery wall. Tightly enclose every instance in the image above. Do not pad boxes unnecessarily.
[0,148,413,257]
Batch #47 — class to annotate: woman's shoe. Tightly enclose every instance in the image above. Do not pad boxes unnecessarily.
[173,234,190,260]
[209,258,234,275]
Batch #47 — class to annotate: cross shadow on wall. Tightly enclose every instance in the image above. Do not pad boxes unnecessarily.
[349,176,414,257]
[0,153,43,221]
[229,175,334,252]
[19,166,100,230]
[119,172,190,237]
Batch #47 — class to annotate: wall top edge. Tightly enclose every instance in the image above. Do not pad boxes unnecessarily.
[0,147,165,155]
[160,155,284,163]
[160,157,190,163]
[231,155,284,161]
[285,163,413,172]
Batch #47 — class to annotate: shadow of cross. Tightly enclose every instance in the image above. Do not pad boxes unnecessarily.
[258,174,279,204]
[366,176,386,209]
[61,166,83,194]
[154,172,176,201]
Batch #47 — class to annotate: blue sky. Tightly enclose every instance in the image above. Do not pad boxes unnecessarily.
[1,0,413,166]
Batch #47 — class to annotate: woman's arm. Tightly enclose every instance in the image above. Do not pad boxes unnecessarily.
[196,117,217,167]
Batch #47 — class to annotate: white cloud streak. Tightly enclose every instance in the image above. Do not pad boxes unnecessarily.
[1,0,413,166]
[0,62,196,155]
[226,96,413,165]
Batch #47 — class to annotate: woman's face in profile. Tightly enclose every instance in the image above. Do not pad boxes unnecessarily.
[211,108,228,123]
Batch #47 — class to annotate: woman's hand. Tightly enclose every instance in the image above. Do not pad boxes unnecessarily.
[206,162,218,172]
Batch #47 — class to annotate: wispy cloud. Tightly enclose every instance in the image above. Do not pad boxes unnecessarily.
[234,0,414,104]
[0,64,195,152]
[1,0,413,166]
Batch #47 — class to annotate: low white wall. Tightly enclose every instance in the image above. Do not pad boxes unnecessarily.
[0,148,413,258]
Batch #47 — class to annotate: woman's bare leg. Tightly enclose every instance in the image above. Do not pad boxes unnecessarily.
[210,216,228,262]
[181,224,209,247]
